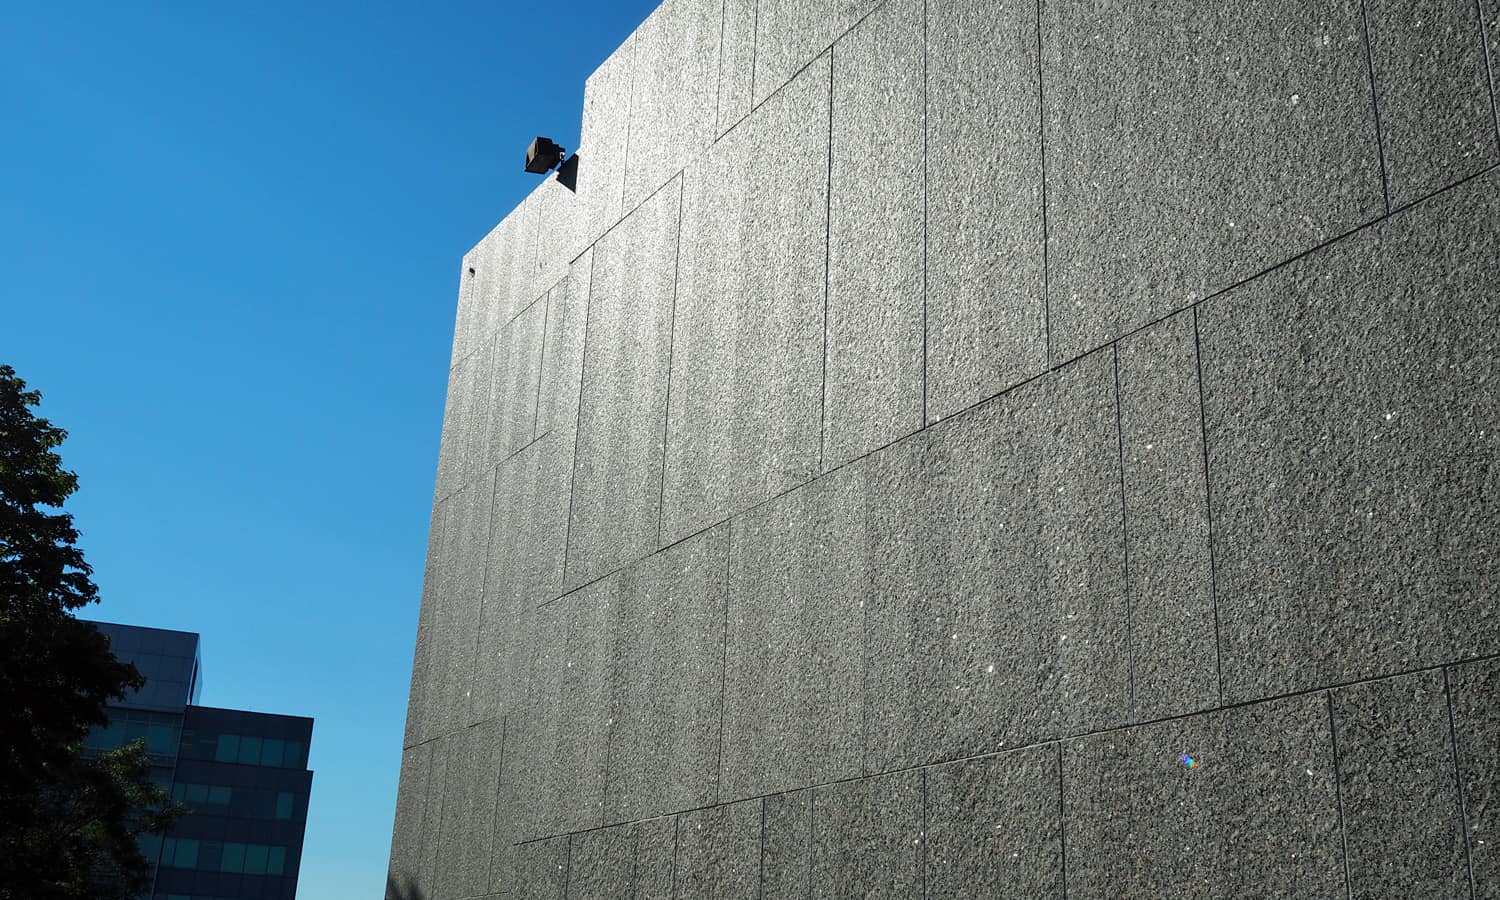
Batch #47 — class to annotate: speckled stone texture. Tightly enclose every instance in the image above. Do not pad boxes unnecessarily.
[823,0,924,468]
[392,0,1500,896]
[925,0,1046,423]
[1365,0,1499,207]
[1042,0,1386,362]
[1201,169,1500,701]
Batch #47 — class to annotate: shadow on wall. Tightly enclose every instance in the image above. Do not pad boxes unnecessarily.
[385,875,428,900]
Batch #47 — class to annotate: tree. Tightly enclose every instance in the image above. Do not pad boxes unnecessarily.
[0,364,180,899]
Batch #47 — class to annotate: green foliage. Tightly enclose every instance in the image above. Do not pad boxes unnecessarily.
[0,364,184,899]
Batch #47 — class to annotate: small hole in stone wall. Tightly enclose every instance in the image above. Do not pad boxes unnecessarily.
[468,267,476,277]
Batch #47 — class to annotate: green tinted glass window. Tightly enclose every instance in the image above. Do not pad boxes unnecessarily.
[146,723,176,754]
[261,738,284,766]
[221,842,245,873]
[283,740,304,768]
[268,845,286,875]
[171,784,185,802]
[174,838,198,868]
[187,783,208,804]
[237,735,262,765]
[244,843,269,875]
[215,734,239,762]
[275,792,294,820]
[209,785,231,805]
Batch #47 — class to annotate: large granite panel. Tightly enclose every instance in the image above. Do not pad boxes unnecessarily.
[716,0,756,136]
[1117,313,1219,719]
[925,0,1047,422]
[1450,657,1500,895]
[433,354,474,502]
[470,434,571,725]
[605,525,729,824]
[1332,670,1469,898]
[809,770,923,900]
[421,477,494,744]
[623,0,721,210]
[469,203,537,342]
[752,0,882,107]
[824,0,925,468]
[1042,0,1386,361]
[924,745,1064,899]
[387,742,436,894]
[567,178,680,590]
[566,818,676,900]
[489,718,523,895]
[512,836,569,899]
[578,39,634,249]
[664,59,829,544]
[419,736,450,893]
[1063,694,1345,897]
[1366,0,1499,207]
[674,800,761,900]
[516,584,613,839]
[452,254,478,368]
[535,251,592,443]
[863,350,1131,774]
[720,467,866,801]
[436,721,507,900]
[482,298,546,470]
[762,791,812,900]
[528,178,580,302]
[1199,169,1500,701]
[404,499,447,749]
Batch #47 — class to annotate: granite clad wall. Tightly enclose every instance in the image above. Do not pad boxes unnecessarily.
[389,0,1500,896]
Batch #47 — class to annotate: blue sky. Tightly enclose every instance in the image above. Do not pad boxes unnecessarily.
[0,1,659,895]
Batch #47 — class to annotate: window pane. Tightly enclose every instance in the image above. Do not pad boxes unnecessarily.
[275,792,293,820]
[161,839,176,866]
[147,723,176,754]
[268,845,286,876]
[187,783,208,804]
[175,838,198,868]
[215,734,239,763]
[237,736,262,765]
[261,738,284,767]
[283,740,304,768]
[209,785,230,804]
[172,784,185,802]
[244,843,269,876]
[221,842,245,873]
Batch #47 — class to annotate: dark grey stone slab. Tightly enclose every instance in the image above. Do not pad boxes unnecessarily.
[566,178,680,590]
[1117,313,1219,719]
[1449,656,1500,895]
[752,0,881,107]
[512,836,569,899]
[623,0,721,211]
[419,736,451,894]
[1063,694,1344,898]
[762,791,812,900]
[824,0,924,468]
[433,355,473,502]
[720,467,866,801]
[434,473,495,740]
[436,721,507,900]
[1199,169,1500,702]
[482,299,546,471]
[1367,0,1499,207]
[716,0,756,136]
[604,524,729,824]
[924,0,1046,423]
[810,770,923,899]
[1042,0,1386,362]
[924,745,1064,899]
[566,818,676,900]
[471,434,572,725]
[863,350,1131,774]
[490,718,523,895]
[535,250,592,443]
[578,38,634,250]
[387,742,436,894]
[663,58,829,545]
[675,800,761,900]
[1332,670,1469,899]
[1489,1,1500,138]
[405,499,447,749]
[516,584,613,839]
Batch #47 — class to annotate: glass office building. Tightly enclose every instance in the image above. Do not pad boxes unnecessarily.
[86,621,314,900]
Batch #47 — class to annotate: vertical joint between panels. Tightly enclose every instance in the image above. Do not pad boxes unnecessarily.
[1476,0,1500,151]
[820,48,835,473]
[1034,0,1052,367]
[1443,667,1479,900]
[1191,307,1226,705]
[1358,0,1393,212]
[1327,693,1355,900]
[1112,345,1135,706]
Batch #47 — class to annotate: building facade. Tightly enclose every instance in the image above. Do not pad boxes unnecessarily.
[88,621,314,900]
[390,0,1500,896]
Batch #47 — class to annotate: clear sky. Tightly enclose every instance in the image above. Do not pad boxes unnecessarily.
[0,1,659,895]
